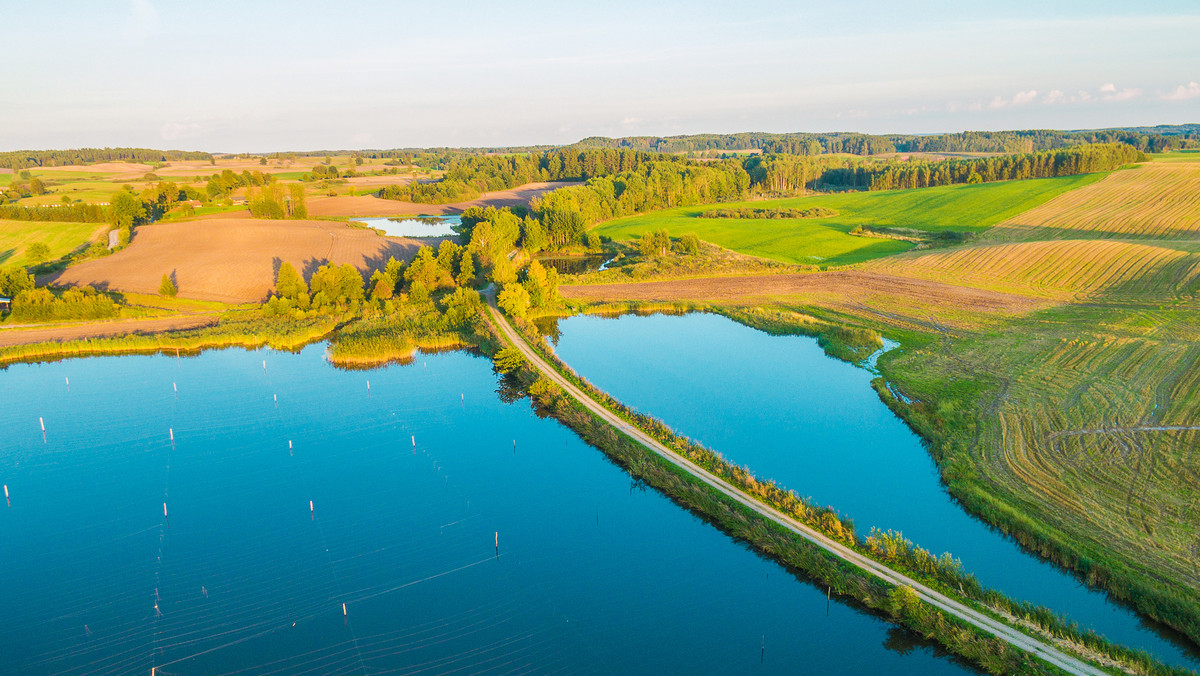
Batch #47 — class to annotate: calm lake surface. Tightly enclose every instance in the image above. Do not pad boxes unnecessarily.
[359,215,460,237]
[549,312,1200,670]
[0,344,974,675]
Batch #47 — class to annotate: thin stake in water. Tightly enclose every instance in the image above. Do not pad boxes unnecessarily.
[4,484,9,508]
[39,417,46,444]
[65,376,70,392]
[309,500,314,519]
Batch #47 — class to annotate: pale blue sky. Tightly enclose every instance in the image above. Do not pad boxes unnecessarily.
[3,0,1197,151]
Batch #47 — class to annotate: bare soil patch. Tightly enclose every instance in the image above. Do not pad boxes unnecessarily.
[0,315,217,347]
[46,219,432,303]
[307,181,578,217]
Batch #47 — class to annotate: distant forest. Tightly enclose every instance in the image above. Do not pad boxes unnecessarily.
[571,124,1199,156]
[0,148,214,170]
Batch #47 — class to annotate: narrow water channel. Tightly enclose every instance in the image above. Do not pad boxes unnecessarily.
[547,312,1200,670]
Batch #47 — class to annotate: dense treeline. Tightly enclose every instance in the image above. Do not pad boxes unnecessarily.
[574,125,1199,156]
[892,129,1197,154]
[855,143,1145,191]
[531,159,749,233]
[0,203,107,222]
[377,149,663,204]
[0,148,212,170]
[6,286,118,321]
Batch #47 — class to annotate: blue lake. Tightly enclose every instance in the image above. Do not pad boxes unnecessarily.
[0,344,974,675]
[548,312,1200,671]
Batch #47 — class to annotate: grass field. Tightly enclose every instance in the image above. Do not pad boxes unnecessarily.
[591,173,1107,266]
[867,163,1200,300]
[0,219,105,266]
[1147,150,1200,164]
[863,161,1200,642]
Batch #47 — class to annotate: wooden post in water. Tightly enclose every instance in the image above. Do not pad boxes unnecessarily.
[39,417,46,444]
[4,484,9,508]
[288,440,293,456]
[366,380,370,396]
[309,500,314,520]
[761,635,765,664]
[826,585,830,616]
[262,359,266,372]
[65,377,70,392]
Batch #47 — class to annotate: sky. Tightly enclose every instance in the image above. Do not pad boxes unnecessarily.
[2,0,1197,152]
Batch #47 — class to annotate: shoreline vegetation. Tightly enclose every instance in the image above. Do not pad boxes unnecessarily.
[1,289,1187,675]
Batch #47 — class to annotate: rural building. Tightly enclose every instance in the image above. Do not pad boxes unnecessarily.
[0,296,10,312]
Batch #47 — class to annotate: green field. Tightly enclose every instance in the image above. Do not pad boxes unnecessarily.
[0,219,104,266]
[592,173,1108,266]
[1147,150,1200,163]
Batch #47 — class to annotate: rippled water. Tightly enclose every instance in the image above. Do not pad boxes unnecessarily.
[0,344,975,675]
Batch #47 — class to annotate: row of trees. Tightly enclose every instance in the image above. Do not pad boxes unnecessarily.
[377,148,666,204]
[2,285,118,321]
[572,127,1198,156]
[0,147,212,170]
[854,143,1146,191]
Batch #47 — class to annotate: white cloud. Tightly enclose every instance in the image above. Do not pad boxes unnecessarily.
[1012,89,1038,105]
[1043,90,1065,104]
[986,90,1038,109]
[620,116,641,126]
[1163,81,1200,101]
[1100,84,1141,101]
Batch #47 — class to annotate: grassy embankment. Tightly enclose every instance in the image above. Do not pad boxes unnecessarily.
[485,307,1183,675]
[591,172,1106,266]
[859,160,1200,646]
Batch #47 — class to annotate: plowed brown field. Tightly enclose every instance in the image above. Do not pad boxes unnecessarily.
[47,219,432,303]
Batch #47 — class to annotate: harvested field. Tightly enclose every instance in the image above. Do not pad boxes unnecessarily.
[561,271,1046,329]
[992,163,1200,241]
[307,181,578,217]
[46,219,432,303]
[0,314,217,347]
[869,239,1200,301]
[864,163,1200,301]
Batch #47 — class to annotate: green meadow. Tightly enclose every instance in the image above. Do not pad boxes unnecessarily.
[592,172,1107,266]
[0,219,104,266]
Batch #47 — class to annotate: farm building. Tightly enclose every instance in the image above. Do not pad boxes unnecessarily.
[0,296,11,312]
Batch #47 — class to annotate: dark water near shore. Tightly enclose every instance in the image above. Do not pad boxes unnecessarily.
[549,312,1200,670]
[0,344,973,675]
